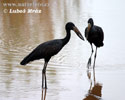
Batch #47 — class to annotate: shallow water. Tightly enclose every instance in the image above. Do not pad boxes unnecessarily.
[0,0,125,100]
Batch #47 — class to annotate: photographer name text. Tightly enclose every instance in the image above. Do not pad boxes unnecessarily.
[4,8,42,14]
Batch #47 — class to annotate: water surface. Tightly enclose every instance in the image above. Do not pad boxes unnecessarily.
[0,0,125,100]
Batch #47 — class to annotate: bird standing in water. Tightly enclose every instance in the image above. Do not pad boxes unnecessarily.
[85,18,104,68]
[20,22,84,89]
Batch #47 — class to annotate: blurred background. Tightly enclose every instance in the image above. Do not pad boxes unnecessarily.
[0,0,125,100]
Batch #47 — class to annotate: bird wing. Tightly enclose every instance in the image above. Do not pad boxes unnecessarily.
[20,39,63,65]
[39,39,63,57]
[95,26,104,41]
[20,45,43,65]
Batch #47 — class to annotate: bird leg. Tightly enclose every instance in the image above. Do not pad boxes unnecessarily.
[41,88,47,100]
[42,70,44,88]
[87,44,94,68]
[93,68,96,85]
[93,47,97,69]
[42,61,48,89]
[91,44,94,53]
[45,72,47,89]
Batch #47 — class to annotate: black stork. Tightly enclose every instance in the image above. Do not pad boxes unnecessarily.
[20,22,84,89]
[85,18,104,69]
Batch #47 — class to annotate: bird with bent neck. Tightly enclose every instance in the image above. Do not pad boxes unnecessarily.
[20,22,84,89]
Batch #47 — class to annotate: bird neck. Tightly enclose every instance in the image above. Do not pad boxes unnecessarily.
[62,29,71,46]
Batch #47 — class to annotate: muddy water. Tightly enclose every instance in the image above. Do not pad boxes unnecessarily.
[0,0,125,100]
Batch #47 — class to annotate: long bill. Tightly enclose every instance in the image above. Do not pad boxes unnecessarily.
[87,23,91,33]
[73,26,84,41]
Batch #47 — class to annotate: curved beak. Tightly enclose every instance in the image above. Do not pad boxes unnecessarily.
[73,26,84,41]
[87,23,91,32]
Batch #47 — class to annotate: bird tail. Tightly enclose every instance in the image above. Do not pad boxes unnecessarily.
[99,42,104,47]
[94,41,104,47]
[20,51,35,65]
[20,56,30,65]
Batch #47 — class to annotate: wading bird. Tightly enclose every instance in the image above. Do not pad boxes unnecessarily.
[85,18,104,68]
[20,22,84,89]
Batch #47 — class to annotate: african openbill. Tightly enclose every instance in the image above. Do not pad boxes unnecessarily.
[20,22,84,89]
[85,18,104,68]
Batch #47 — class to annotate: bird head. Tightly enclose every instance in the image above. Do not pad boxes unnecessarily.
[87,18,94,33]
[88,18,94,26]
[65,22,84,40]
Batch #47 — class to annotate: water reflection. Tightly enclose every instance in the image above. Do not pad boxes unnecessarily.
[41,89,47,100]
[83,69,102,100]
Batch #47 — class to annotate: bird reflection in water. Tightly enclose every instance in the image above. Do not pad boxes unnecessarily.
[83,68,102,100]
[41,88,47,100]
